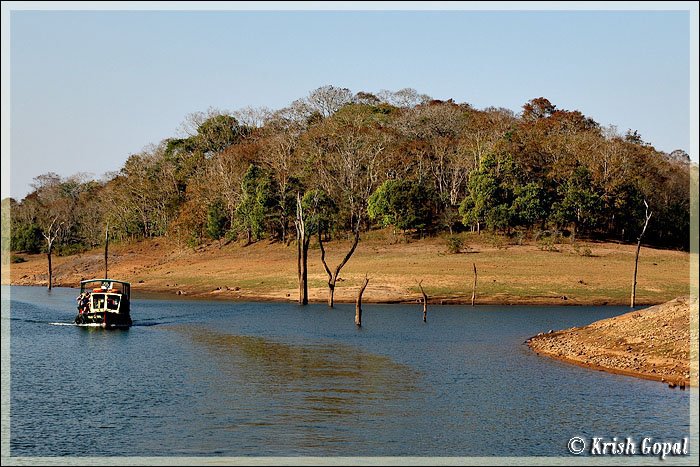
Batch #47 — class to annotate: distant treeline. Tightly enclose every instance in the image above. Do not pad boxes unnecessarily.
[8,86,692,255]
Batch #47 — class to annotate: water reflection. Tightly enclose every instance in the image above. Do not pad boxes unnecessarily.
[165,325,420,452]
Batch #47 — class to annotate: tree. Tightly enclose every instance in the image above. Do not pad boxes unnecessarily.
[522,97,556,121]
[550,166,602,238]
[11,223,43,253]
[459,153,516,233]
[235,164,278,244]
[233,105,272,128]
[631,201,652,307]
[353,91,380,105]
[392,102,468,216]
[206,199,229,243]
[294,192,312,305]
[42,217,63,289]
[259,130,303,243]
[28,173,71,289]
[379,88,431,108]
[368,179,437,235]
[511,182,548,228]
[307,85,353,118]
[306,105,390,307]
[178,109,250,157]
[109,146,182,239]
[355,274,369,326]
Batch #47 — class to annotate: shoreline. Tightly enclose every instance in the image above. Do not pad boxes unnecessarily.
[529,346,690,386]
[526,297,694,387]
[6,281,666,307]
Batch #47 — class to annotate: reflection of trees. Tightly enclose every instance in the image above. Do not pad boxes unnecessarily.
[175,326,418,429]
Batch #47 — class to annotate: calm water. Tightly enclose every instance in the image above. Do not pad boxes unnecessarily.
[6,285,690,457]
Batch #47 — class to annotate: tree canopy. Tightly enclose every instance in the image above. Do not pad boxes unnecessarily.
[8,87,693,255]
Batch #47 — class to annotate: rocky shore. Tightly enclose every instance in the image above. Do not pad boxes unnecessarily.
[527,297,695,387]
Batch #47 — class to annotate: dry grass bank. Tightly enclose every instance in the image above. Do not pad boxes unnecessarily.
[6,230,690,306]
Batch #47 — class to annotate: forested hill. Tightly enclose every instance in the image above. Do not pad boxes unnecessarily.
[8,86,692,256]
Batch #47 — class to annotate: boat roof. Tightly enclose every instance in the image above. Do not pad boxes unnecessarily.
[80,278,131,286]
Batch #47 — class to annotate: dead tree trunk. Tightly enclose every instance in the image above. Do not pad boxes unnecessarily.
[631,201,652,308]
[471,263,477,306]
[418,280,428,322]
[319,224,360,308]
[42,217,60,290]
[294,193,310,305]
[355,274,369,327]
[47,245,53,290]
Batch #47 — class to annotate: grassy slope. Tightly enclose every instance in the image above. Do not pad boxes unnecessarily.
[7,230,690,306]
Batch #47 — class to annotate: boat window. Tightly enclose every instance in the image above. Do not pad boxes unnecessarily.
[107,295,120,311]
[92,294,106,310]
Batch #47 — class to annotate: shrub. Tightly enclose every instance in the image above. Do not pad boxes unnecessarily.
[572,241,594,257]
[487,233,508,250]
[536,230,562,252]
[446,236,464,254]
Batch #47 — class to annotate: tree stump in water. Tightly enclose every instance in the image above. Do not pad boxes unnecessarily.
[355,274,369,327]
[418,280,428,323]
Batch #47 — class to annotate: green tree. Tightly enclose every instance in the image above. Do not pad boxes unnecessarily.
[367,180,396,228]
[206,199,229,241]
[235,164,278,243]
[11,223,43,253]
[196,114,249,155]
[551,166,602,237]
[511,182,548,228]
[368,179,436,234]
[459,153,516,233]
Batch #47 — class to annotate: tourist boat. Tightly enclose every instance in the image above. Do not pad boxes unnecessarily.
[74,279,132,328]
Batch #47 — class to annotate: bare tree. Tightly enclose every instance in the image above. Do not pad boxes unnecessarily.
[379,88,431,108]
[294,192,312,305]
[233,105,272,128]
[113,149,180,238]
[30,173,72,290]
[631,200,652,307]
[319,225,360,308]
[307,85,353,118]
[42,217,63,290]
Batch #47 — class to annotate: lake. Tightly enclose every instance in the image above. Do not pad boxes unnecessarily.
[5,285,691,458]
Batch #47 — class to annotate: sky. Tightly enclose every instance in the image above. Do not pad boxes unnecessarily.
[2,2,698,200]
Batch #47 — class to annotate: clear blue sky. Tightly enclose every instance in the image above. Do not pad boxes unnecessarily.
[3,3,697,200]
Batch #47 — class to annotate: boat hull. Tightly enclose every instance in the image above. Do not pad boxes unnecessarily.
[74,312,132,328]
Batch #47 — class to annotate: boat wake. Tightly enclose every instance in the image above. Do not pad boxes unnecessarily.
[48,320,161,327]
[133,321,161,327]
[49,322,112,328]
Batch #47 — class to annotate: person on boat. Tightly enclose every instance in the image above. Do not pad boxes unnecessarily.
[77,292,90,314]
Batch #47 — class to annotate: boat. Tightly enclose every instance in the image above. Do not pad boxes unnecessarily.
[75,279,132,328]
